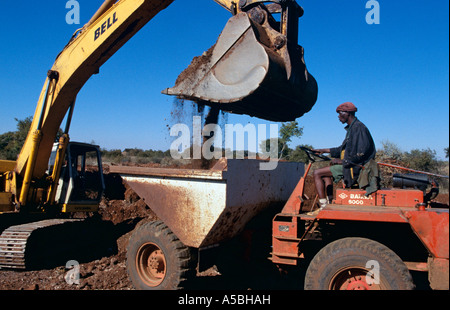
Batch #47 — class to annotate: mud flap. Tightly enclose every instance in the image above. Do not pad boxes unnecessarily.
[163,12,318,122]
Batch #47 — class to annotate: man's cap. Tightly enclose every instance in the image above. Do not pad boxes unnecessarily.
[336,102,358,113]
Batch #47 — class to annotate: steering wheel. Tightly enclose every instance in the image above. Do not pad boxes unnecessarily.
[300,147,331,162]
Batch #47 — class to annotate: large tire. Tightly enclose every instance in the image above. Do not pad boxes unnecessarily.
[304,237,415,290]
[126,221,196,290]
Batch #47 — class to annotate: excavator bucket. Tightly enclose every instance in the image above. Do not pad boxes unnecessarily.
[163,10,318,122]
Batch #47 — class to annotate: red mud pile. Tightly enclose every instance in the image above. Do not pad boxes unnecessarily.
[0,173,156,290]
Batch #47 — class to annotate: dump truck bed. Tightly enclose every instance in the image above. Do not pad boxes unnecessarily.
[110,159,304,248]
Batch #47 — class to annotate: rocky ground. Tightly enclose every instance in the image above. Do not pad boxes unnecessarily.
[0,180,151,290]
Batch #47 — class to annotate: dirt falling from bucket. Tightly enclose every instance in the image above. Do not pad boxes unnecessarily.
[169,98,227,169]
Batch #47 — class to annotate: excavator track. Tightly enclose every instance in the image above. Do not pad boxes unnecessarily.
[0,219,82,269]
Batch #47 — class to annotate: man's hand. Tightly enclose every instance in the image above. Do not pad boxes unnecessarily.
[312,148,330,155]
[331,158,343,165]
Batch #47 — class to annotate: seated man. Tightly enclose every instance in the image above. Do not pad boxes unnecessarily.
[313,102,376,209]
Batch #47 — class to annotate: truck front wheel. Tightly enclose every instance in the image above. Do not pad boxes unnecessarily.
[304,237,415,290]
[126,221,196,290]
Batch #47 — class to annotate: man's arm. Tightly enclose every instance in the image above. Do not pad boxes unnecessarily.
[312,148,342,165]
[312,148,331,154]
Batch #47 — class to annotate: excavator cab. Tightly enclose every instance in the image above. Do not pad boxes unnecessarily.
[163,0,318,121]
[49,142,104,213]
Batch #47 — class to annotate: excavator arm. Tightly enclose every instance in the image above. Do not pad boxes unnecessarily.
[3,0,317,211]
[16,0,175,181]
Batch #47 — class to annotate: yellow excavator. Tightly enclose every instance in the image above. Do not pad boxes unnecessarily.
[0,0,317,269]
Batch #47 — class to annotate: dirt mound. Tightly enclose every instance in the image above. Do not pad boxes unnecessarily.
[0,172,156,290]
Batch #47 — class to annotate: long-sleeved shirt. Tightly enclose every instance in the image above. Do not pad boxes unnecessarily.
[330,118,376,187]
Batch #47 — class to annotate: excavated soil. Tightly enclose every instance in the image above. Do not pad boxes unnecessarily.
[0,174,151,290]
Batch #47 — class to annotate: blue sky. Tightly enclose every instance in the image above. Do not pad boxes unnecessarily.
[0,0,448,159]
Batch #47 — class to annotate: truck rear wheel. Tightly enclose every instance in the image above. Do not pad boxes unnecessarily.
[126,221,196,290]
[304,237,415,290]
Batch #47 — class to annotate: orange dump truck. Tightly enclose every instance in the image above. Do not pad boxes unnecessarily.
[112,156,449,290]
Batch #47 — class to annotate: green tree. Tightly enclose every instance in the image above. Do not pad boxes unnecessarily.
[376,141,448,189]
[0,117,33,160]
[0,117,64,161]
[380,140,404,161]
[259,121,304,160]
[404,148,439,173]
[279,121,303,144]
[289,144,315,163]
